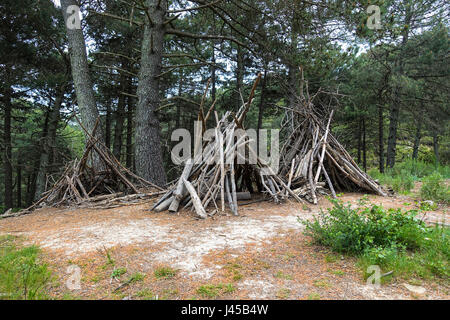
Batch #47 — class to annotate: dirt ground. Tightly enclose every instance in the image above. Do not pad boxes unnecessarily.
[0,191,448,300]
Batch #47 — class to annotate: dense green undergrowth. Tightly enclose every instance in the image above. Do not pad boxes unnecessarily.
[368,160,450,203]
[0,235,52,300]
[300,199,449,283]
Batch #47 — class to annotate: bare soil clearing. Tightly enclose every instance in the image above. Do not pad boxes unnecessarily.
[0,192,448,300]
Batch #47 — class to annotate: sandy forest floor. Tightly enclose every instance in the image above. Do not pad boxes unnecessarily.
[0,190,448,300]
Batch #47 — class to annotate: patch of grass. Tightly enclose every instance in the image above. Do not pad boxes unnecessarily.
[224,262,243,281]
[418,200,438,211]
[274,271,293,280]
[62,292,81,300]
[160,289,179,299]
[359,226,449,282]
[0,235,52,300]
[276,288,291,299]
[328,269,345,276]
[128,272,145,283]
[154,266,177,280]
[135,288,154,300]
[420,172,450,204]
[313,279,331,288]
[283,252,296,260]
[324,254,338,263]
[196,283,235,298]
[100,248,115,270]
[307,292,321,300]
[111,267,127,279]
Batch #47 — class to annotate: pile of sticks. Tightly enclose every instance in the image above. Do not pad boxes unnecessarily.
[280,69,387,203]
[154,75,302,218]
[10,119,164,216]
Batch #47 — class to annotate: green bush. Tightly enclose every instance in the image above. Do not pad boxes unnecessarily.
[300,199,426,254]
[0,236,52,300]
[420,172,450,204]
[300,200,449,281]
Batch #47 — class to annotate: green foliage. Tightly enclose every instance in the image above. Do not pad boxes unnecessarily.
[300,199,426,254]
[0,236,52,300]
[196,283,235,298]
[135,289,154,300]
[154,267,177,280]
[111,267,127,279]
[360,227,449,280]
[420,172,450,204]
[369,160,450,195]
[127,272,145,283]
[300,200,449,281]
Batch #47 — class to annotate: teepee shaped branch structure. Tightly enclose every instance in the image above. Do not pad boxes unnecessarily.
[154,75,302,218]
[279,69,387,203]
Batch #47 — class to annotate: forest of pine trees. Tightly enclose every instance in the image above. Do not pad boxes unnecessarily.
[1,0,449,212]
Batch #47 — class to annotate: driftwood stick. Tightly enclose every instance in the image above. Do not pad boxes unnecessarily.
[182,177,207,219]
[286,158,295,197]
[230,161,238,215]
[169,159,194,213]
[314,110,333,184]
[225,175,237,215]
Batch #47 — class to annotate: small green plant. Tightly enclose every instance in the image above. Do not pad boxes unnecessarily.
[418,201,438,211]
[357,195,370,206]
[308,292,321,300]
[276,288,291,299]
[420,172,450,204]
[136,289,154,300]
[111,267,127,279]
[313,279,330,288]
[128,272,145,283]
[0,236,52,300]
[328,269,345,276]
[274,271,293,280]
[324,254,338,263]
[154,266,177,280]
[196,283,235,298]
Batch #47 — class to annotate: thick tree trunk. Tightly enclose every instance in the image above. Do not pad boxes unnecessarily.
[3,87,13,210]
[61,0,105,170]
[134,0,167,186]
